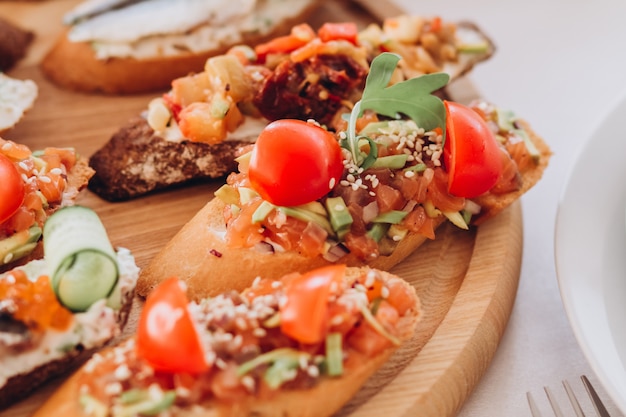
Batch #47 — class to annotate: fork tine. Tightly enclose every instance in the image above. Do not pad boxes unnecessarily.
[563,380,586,417]
[581,375,611,417]
[545,386,566,417]
[527,391,545,417]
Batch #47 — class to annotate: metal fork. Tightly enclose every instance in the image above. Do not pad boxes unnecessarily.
[527,375,612,417]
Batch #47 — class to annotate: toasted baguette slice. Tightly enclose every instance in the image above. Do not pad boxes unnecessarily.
[138,197,446,300]
[40,0,321,94]
[137,104,551,301]
[33,266,420,417]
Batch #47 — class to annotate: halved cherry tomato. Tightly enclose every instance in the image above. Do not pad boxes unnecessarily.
[280,264,346,344]
[0,154,25,224]
[443,101,503,198]
[248,119,344,207]
[317,22,358,44]
[136,277,208,374]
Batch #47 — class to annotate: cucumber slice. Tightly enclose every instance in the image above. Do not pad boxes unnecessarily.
[43,206,119,312]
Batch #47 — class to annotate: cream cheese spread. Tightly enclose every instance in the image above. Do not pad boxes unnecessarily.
[0,74,37,133]
[64,0,314,60]
[0,248,139,388]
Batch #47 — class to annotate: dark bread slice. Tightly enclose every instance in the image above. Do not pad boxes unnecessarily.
[87,117,247,201]
[0,16,33,71]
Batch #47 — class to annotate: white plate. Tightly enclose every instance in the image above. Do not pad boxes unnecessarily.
[555,89,626,413]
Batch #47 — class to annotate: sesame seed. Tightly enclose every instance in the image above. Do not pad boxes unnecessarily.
[50,167,63,175]
[38,175,52,183]
[3,253,13,264]
[241,375,256,392]
[114,364,131,380]
[404,171,416,178]
[329,177,336,189]
[253,327,267,337]
[18,161,28,171]
[104,382,123,396]
[307,365,320,378]
[381,286,390,298]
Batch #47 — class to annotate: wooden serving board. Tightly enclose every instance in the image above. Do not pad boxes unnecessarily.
[0,1,523,416]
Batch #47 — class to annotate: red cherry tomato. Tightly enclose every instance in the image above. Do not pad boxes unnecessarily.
[248,119,344,206]
[443,101,503,198]
[136,277,208,374]
[280,264,346,344]
[0,154,25,224]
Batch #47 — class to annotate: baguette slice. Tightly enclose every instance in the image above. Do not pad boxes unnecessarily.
[138,197,446,300]
[33,266,420,417]
[40,0,322,94]
[137,101,551,301]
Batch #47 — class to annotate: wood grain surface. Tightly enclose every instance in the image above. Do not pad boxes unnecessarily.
[0,1,523,416]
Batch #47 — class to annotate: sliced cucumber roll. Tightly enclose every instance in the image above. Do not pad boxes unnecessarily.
[43,206,119,311]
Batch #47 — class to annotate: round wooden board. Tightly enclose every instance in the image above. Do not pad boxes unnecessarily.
[0,0,522,415]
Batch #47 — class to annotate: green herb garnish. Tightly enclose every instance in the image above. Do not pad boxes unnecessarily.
[341,52,450,168]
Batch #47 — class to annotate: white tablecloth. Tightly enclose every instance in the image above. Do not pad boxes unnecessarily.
[391,0,626,415]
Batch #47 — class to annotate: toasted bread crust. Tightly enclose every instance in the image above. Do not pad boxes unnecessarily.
[87,117,245,201]
[33,268,420,417]
[472,119,552,224]
[40,2,320,95]
[137,196,446,301]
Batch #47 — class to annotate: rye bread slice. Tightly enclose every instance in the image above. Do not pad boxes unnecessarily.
[88,117,247,201]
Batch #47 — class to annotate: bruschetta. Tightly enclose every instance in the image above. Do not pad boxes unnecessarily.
[0,206,140,409]
[86,15,495,201]
[32,264,420,417]
[40,0,322,94]
[136,53,551,300]
[0,137,94,273]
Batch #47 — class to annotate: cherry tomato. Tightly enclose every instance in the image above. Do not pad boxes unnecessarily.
[136,277,208,374]
[0,154,25,224]
[443,101,503,198]
[248,119,344,206]
[280,264,346,344]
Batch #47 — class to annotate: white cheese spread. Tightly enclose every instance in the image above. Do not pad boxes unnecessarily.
[63,0,314,60]
[0,74,38,133]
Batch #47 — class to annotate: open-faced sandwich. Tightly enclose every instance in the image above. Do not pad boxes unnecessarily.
[32,264,419,417]
[86,14,495,201]
[136,53,551,300]
[0,206,140,409]
[40,0,323,94]
[0,137,94,272]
